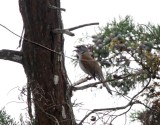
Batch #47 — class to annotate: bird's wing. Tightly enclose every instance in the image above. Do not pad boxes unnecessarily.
[81,52,112,95]
[80,52,101,79]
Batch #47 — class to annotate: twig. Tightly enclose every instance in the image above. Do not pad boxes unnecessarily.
[68,22,99,31]
[72,74,131,91]
[36,102,60,125]
[7,86,20,95]
[138,24,153,35]
[130,77,151,103]
[6,101,25,105]
[110,105,133,124]
[17,25,24,48]
[78,77,151,124]
[78,101,137,125]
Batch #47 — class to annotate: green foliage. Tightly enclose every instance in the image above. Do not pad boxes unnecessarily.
[90,15,160,95]
[130,110,142,122]
[130,100,160,125]
[0,108,17,125]
[0,107,35,125]
[86,16,160,125]
[75,15,160,125]
[19,113,35,125]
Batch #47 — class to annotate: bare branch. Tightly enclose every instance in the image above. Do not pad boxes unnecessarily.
[78,77,152,124]
[68,22,99,31]
[78,101,137,125]
[110,105,133,124]
[130,77,151,102]
[0,49,22,64]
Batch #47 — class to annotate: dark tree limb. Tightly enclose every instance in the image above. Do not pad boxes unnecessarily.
[0,49,23,64]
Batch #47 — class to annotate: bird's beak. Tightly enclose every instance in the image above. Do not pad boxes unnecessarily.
[73,46,79,52]
[73,49,78,52]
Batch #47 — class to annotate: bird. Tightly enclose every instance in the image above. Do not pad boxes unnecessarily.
[75,45,112,95]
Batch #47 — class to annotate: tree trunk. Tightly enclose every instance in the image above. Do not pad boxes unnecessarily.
[18,0,75,124]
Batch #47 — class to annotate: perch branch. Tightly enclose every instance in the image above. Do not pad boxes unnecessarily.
[0,49,23,64]
[72,74,131,91]
[72,81,99,91]
[72,76,92,86]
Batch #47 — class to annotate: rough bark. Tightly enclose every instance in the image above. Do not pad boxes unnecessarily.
[18,0,75,125]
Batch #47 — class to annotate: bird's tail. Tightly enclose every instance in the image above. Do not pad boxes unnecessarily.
[103,82,112,95]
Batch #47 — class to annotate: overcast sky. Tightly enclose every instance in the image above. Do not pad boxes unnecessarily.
[0,0,160,124]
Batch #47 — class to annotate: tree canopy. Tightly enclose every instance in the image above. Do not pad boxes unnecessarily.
[77,16,160,125]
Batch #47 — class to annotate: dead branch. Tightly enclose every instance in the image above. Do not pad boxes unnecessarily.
[0,49,22,63]
[68,22,99,31]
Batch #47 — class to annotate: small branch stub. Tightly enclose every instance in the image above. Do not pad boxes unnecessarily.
[48,2,66,11]
[0,49,23,64]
